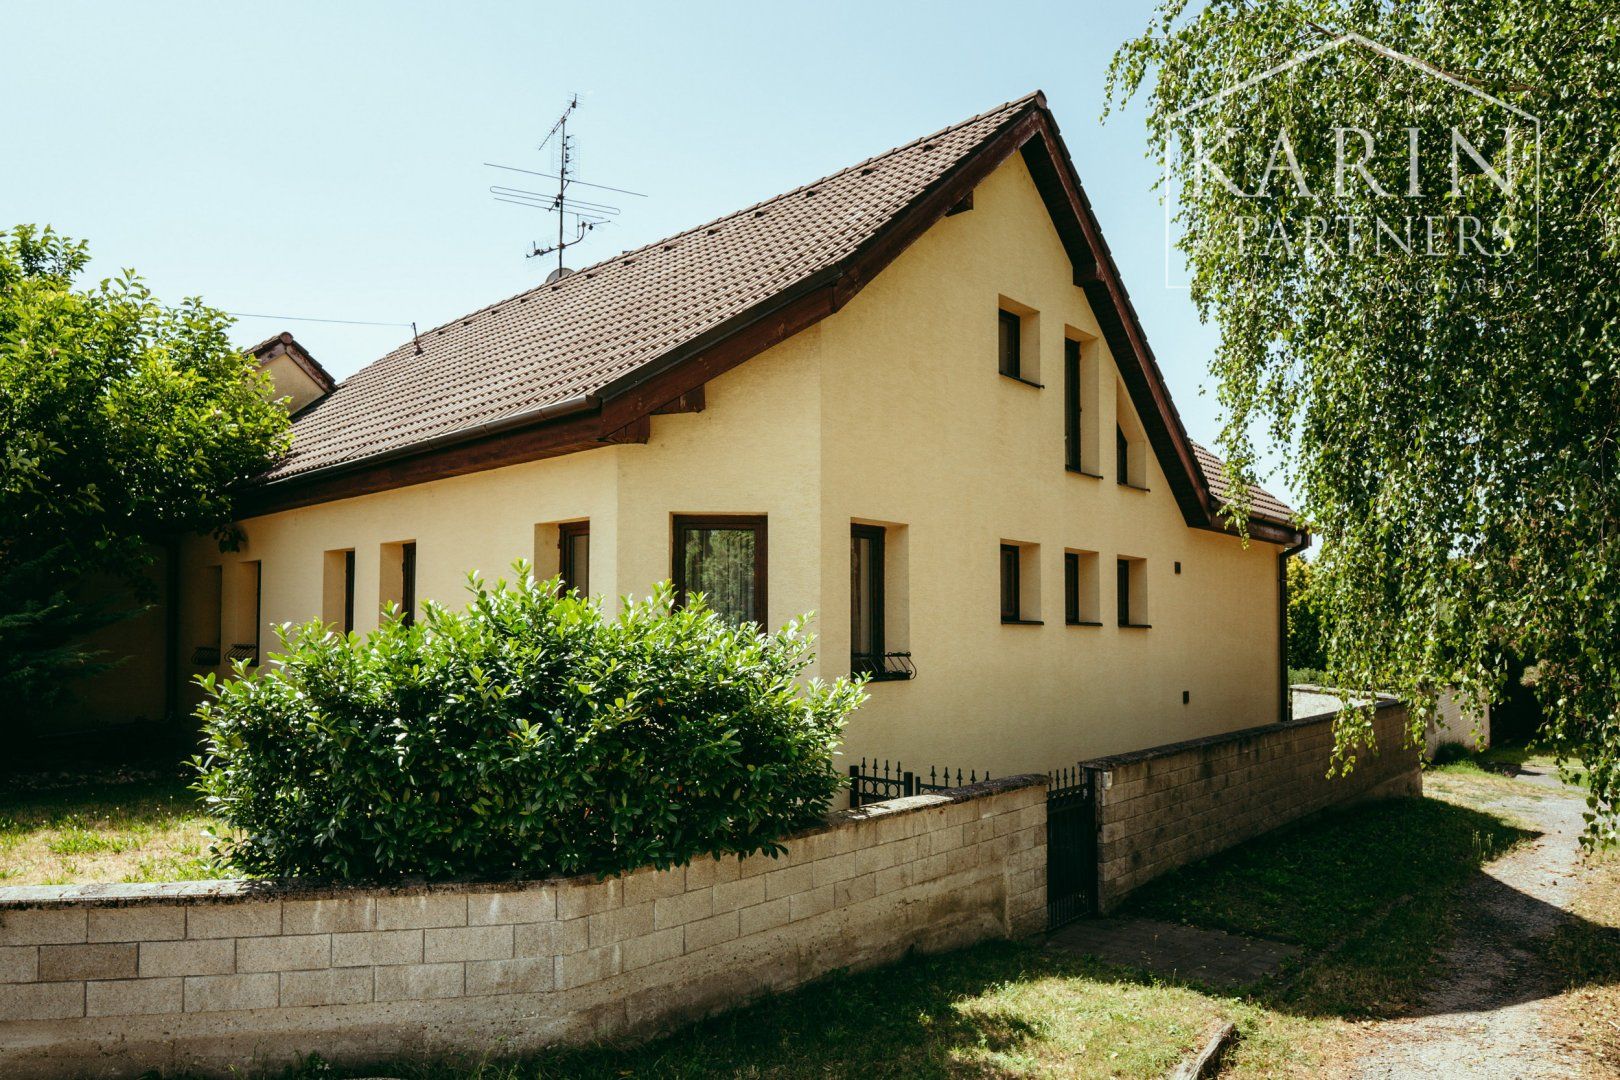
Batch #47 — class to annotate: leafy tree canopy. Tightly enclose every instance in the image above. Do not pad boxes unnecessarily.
[0,225,290,728]
[1108,2,1620,840]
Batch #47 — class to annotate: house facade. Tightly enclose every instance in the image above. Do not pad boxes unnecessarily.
[120,93,1303,776]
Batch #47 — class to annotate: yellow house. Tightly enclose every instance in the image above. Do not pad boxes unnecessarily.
[152,92,1305,777]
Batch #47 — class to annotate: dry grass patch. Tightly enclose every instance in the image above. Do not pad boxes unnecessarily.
[1549,848,1620,1076]
[0,776,222,885]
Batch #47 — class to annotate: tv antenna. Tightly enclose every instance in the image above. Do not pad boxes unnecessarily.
[485,95,646,278]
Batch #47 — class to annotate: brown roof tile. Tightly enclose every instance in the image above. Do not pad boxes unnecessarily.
[1191,442,1295,525]
[264,94,1040,483]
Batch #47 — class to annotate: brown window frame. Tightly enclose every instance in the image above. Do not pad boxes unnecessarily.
[1116,425,1129,485]
[1000,544,1022,622]
[1064,339,1082,472]
[851,524,886,675]
[342,549,355,634]
[1064,552,1080,625]
[672,514,769,625]
[401,542,417,627]
[998,309,1022,380]
[1117,558,1131,627]
[557,521,590,597]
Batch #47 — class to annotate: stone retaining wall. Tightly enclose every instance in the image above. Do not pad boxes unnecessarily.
[0,775,1047,1079]
[1090,700,1420,911]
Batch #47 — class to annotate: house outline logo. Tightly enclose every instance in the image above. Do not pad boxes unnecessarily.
[1161,30,1542,288]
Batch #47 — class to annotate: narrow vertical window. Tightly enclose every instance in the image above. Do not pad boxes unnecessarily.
[1116,426,1129,485]
[343,549,355,634]
[401,542,417,627]
[558,521,590,597]
[1000,544,1021,622]
[1064,339,1082,471]
[851,525,885,676]
[673,515,767,625]
[1117,558,1130,626]
[1065,552,1080,624]
[998,309,1022,379]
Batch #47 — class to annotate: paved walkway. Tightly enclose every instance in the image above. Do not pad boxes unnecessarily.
[1046,915,1301,989]
[1350,762,1591,1079]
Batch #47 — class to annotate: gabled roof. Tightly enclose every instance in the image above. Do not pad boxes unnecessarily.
[248,331,336,397]
[245,92,1301,544]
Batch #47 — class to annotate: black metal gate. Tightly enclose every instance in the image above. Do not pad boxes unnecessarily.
[1046,765,1098,928]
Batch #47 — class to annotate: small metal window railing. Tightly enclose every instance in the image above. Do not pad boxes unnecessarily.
[851,651,916,682]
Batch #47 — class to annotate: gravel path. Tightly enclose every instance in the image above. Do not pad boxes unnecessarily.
[1350,763,1592,1079]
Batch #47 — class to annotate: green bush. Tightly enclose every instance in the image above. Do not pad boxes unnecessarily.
[193,568,864,882]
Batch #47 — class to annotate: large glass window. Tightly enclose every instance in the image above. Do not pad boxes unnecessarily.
[673,515,767,625]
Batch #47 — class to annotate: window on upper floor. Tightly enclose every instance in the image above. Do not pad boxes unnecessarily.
[998,309,1022,380]
[674,515,767,626]
[1065,339,1083,472]
[998,299,1041,386]
[1116,380,1149,488]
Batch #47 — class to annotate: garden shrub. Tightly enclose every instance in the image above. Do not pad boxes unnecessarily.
[193,567,864,882]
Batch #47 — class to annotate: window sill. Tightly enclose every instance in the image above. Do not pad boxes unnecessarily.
[1066,466,1104,479]
[1066,620,1103,627]
[1117,481,1151,493]
[1000,372,1045,389]
[1001,617,1045,625]
[860,670,914,683]
[1118,622,1153,629]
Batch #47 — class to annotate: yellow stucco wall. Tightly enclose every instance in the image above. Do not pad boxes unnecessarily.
[168,150,1283,776]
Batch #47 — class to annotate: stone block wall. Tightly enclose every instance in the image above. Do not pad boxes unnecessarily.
[0,775,1047,1079]
[1090,700,1420,911]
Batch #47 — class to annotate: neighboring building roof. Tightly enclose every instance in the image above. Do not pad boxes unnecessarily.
[248,331,336,397]
[1191,442,1296,525]
[245,92,1302,544]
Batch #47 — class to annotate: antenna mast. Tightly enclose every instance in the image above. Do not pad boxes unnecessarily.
[485,96,645,277]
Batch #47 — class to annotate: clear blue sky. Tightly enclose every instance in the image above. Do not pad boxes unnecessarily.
[1,0,1292,503]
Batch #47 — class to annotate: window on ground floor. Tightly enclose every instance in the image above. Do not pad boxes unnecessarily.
[223,560,262,666]
[558,521,590,597]
[323,548,356,634]
[1000,541,1041,624]
[380,541,417,627]
[673,515,767,626]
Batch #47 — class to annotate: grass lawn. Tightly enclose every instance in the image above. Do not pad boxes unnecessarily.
[0,775,221,886]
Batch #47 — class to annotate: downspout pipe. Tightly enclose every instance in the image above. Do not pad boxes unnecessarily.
[1278,535,1311,723]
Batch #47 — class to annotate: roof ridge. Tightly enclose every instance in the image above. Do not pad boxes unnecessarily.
[391,91,1044,352]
